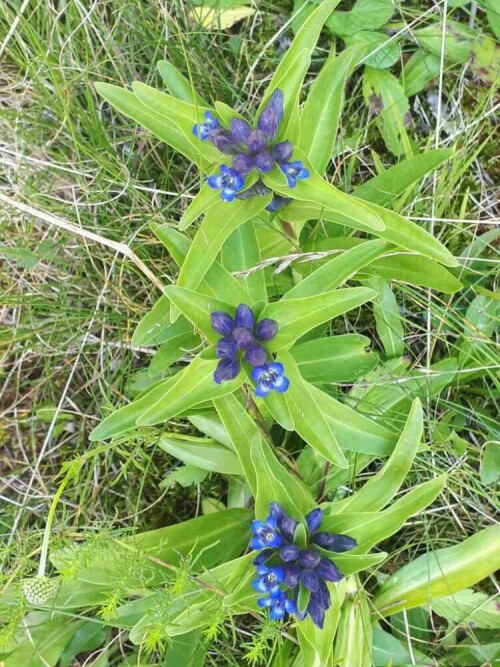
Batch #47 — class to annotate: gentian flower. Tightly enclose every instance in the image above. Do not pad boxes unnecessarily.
[207,165,244,202]
[210,304,280,386]
[280,161,310,188]
[258,591,296,620]
[252,564,285,595]
[251,362,290,397]
[266,195,292,213]
[192,111,219,140]
[250,503,357,628]
[257,89,284,141]
[251,515,283,550]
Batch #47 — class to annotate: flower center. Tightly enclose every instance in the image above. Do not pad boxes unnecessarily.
[260,369,277,385]
[286,164,301,176]
[262,528,275,542]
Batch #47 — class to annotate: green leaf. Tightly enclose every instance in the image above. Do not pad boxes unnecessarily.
[264,150,385,232]
[281,350,348,468]
[163,286,232,341]
[431,589,500,630]
[309,384,398,456]
[354,149,452,205]
[132,295,172,347]
[327,0,396,35]
[157,60,207,106]
[179,180,223,229]
[333,593,372,667]
[371,277,405,358]
[373,525,500,616]
[59,621,108,667]
[402,50,441,97]
[285,199,459,267]
[372,624,434,667]
[137,355,244,426]
[259,0,342,137]
[292,334,379,383]
[176,195,271,297]
[214,393,314,517]
[414,20,475,64]
[479,0,500,40]
[160,465,209,490]
[220,220,268,303]
[363,67,411,157]
[163,632,207,667]
[147,323,200,377]
[262,390,294,431]
[299,44,365,173]
[262,286,376,352]
[158,435,242,474]
[480,442,500,486]
[333,552,388,576]
[94,83,217,168]
[329,399,423,513]
[346,30,401,69]
[285,239,390,300]
[368,253,462,293]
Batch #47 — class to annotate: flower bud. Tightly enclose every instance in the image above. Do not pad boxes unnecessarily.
[210,311,235,336]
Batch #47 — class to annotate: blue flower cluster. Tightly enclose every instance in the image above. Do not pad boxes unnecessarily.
[211,304,289,396]
[192,90,309,208]
[250,503,357,628]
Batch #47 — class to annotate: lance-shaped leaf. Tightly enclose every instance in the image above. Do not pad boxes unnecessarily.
[283,239,390,300]
[262,286,376,352]
[158,436,242,475]
[176,195,272,302]
[220,220,268,304]
[131,294,172,347]
[284,199,458,267]
[137,354,244,426]
[281,350,348,468]
[163,286,232,342]
[292,334,379,383]
[328,399,423,513]
[147,324,200,377]
[354,148,452,205]
[152,224,251,305]
[264,150,385,232]
[371,277,405,359]
[373,525,500,616]
[157,60,207,106]
[333,592,372,667]
[94,83,218,168]
[299,44,365,173]
[214,393,314,518]
[258,0,342,138]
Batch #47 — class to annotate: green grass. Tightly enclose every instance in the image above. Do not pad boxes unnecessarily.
[1,0,499,664]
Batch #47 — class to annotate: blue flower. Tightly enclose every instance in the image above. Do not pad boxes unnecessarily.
[192,111,219,140]
[258,591,296,620]
[257,89,284,141]
[266,195,291,213]
[250,503,357,629]
[280,160,310,188]
[310,532,357,553]
[251,515,283,550]
[251,362,290,397]
[252,564,285,595]
[207,165,245,202]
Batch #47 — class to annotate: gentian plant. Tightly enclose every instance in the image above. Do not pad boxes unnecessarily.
[12,2,500,666]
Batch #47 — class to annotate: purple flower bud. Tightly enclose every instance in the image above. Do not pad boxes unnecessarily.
[208,129,238,154]
[232,153,254,175]
[298,549,321,569]
[254,152,275,173]
[230,118,252,144]
[247,129,267,153]
[213,357,240,384]
[301,568,320,592]
[269,502,286,521]
[305,508,323,533]
[232,326,254,349]
[280,516,298,542]
[284,563,301,588]
[280,544,299,562]
[211,311,235,336]
[316,557,343,583]
[216,337,238,359]
[307,594,326,629]
[245,344,268,367]
[272,141,293,163]
[311,532,357,553]
[235,304,255,329]
[316,579,331,610]
[255,319,278,342]
[257,89,284,140]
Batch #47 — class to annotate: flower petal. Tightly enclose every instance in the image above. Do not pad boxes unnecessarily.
[255,319,278,341]
[232,153,254,175]
[273,375,290,393]
[280,544,299,562]
[254,152,274,173]
[316,557,343,583]
[230,118,252,144]
[272,141,293,163]
[301,569,320,592]
[305,508,323,533]
[235,304,255,329]
[245,344,268,367]
[269,362,284,375]
[280,516,298,542]
[247,129,267,153]
[255,382,271,398]
[213,357,240,384]
[216,337,238,359]
[210,311,235,336]
[298,549,321,569]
